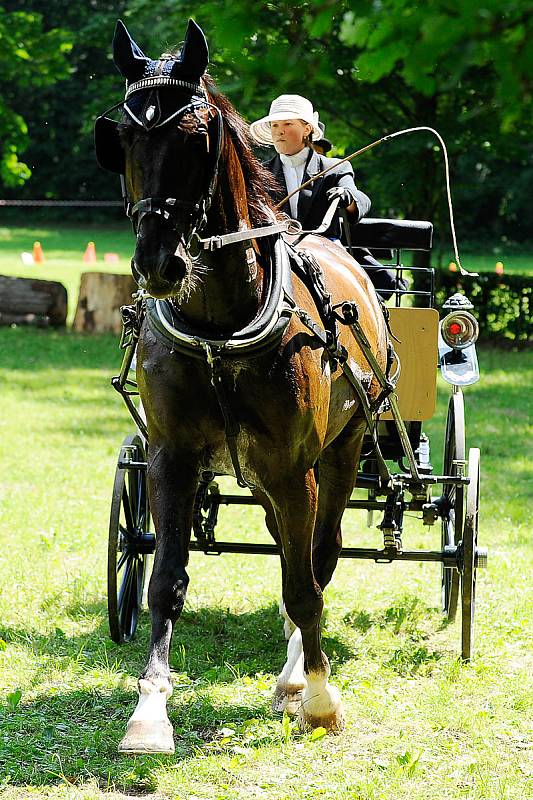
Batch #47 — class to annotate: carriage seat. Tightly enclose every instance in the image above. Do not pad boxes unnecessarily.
[348,218,433,252]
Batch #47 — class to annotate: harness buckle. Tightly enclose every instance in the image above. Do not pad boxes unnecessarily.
[208,236,224,251]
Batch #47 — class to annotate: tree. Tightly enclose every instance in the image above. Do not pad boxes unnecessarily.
[0,6,71,186]
[126,0,532,245]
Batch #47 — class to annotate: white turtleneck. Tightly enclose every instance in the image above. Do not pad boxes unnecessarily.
[279,147,310,219]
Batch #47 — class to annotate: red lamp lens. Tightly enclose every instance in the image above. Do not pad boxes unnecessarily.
[449,322,462,335]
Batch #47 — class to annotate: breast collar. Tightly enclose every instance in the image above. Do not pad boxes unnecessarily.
[144,235,295,359]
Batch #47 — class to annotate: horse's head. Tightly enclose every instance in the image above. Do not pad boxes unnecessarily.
[98,19,217,298]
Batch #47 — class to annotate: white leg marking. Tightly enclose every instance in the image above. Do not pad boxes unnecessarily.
[279,597,297,640]
[299,662,345,733]
[129,678,172,724]
[118,678,175,754]
[272,628,307,715]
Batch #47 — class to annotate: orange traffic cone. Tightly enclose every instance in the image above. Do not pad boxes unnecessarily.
[33,241,45,263]
[83,241,97,263]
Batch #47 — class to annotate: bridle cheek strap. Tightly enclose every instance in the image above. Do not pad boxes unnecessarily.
[126,101,223,245]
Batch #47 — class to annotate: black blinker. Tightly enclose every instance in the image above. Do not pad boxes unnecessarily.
[94,115,125,174]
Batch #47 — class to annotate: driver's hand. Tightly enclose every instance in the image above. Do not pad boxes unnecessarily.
[326,186,353,208]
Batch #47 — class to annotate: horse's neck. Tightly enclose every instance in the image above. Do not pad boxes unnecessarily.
[180,152,264,333]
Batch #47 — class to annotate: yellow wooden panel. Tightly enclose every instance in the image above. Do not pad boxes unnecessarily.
[381,307,439,421]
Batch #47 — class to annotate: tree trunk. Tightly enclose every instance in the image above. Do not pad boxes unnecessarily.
[0,274,67,327]
[72,272,136,334]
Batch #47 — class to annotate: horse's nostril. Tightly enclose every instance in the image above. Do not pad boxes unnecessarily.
[162,254,187,283]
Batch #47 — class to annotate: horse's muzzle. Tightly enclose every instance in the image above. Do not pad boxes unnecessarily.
[132,241,191,298]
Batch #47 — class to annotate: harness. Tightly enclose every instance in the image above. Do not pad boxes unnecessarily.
[101,61,411,493]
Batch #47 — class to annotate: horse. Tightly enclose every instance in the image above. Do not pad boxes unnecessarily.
[96,18,389,754]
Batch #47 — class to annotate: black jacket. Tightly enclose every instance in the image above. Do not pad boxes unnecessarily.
[264,149,405,298]
[264,149,371,240]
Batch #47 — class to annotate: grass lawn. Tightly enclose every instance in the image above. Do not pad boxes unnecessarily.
[0,327,531,800]
[1,225,531,323]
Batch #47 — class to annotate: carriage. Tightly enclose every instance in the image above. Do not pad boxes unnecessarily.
[107,214,487,662]
[95,17,490,751]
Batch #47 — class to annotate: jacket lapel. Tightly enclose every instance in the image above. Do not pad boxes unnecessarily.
[268,155,289,206]
[297,150,322,222]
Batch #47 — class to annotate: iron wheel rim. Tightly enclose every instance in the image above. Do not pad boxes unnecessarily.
[108,434,150,644]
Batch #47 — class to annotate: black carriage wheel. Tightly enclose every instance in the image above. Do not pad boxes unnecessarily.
[441,389,465,621]
[460,448,480,662]
[108,434,151,644]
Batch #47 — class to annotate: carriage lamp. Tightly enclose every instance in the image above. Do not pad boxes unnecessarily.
[441,310,479,350]
[441,292,479,349]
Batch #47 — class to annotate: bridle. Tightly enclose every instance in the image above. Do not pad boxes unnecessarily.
[99,74,224,248]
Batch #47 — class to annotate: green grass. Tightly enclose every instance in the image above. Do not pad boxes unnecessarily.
[0,225,133,324]
[0,329,531,800]
[441,251,533,276]
[1,225,531,325]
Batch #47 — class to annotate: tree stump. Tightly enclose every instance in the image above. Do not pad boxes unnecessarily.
[0,274,67,327]
[73,272,136,334]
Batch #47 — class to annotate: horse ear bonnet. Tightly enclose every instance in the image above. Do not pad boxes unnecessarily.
[94,19,209,174]
[170,20,209,80]
[112,19,151,82]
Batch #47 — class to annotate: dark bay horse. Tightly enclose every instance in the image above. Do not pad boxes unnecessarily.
[101,19,388,753]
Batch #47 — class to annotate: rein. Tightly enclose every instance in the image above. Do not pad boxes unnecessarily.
[275,126,476,277]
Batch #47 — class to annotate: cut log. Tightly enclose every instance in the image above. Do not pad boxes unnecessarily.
[73,272,136,334]
[0,274,67,327]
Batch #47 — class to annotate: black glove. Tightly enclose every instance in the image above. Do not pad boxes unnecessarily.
[326,186,353,208]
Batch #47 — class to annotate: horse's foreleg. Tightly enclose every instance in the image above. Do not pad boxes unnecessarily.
[272,470,345,732]
[118,446,197,755]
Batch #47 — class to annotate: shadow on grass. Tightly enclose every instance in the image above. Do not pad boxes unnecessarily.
[0,684,276,791]
[0,598,354,788]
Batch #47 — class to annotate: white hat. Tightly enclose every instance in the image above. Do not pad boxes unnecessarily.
[249,95,321,146]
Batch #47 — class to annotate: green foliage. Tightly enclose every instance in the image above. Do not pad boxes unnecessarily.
[340,0,532,131]
[1,0,531,247]
[0,6,71,185]
[436,271,533,345]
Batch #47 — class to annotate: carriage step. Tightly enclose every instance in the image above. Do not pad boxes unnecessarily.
[475,547,488,569]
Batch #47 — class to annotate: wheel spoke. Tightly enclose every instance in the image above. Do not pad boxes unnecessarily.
[109,435,149,643]
[118,559,134,613]
[116,549,128,574]
[122,484,135,533]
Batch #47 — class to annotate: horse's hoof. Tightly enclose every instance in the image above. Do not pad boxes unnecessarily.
[118,719,175,755]
[298,684,346,733]
[298,703,346,733]
[272,686,303,716]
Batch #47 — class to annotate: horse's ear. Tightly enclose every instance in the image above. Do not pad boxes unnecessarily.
[112,19,150,81]
[171,19,209,78]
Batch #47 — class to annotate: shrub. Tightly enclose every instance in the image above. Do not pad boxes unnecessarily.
[435,271,532,347]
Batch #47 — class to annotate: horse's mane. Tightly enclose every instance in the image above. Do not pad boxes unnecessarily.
[202,74,280,227]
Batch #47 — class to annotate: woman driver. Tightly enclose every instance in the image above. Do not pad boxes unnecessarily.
[249,94,406,298]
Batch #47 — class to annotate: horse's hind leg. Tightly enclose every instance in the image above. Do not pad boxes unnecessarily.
[119,444,198,755]
[313,417,367,590]
[271,469,345,732]
[253,488,305,714]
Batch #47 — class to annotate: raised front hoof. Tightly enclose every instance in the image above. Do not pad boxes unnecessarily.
[118,719,175,755]
[272,685,304,716]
